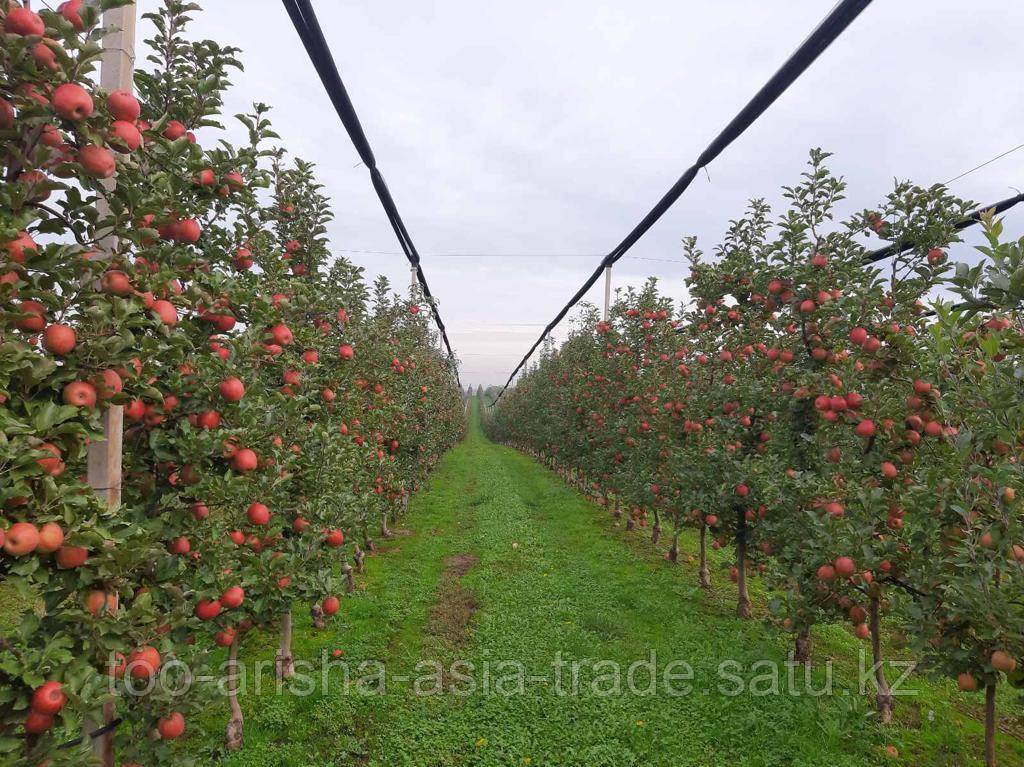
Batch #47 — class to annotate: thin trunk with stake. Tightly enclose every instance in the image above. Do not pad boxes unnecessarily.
[354,543,366,574]
[735,507,751,618]
[985,682,997,767]
[225,634,244,750]
[698,523,711,590]
[794,626,812,663]
[276,610,294,680]
[868,593,893,723]
[342,562,355,593]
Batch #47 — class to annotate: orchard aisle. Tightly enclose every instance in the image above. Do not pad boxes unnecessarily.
[212,399,1005,767]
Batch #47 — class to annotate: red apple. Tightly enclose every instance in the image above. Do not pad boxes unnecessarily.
[92,369,123,400]
[5,7,45,36]
[15,300,46,332]
[194,599,222,620]
[992,651,1017,673]
[221,585,244,609]
[219,376,245,402]
[3,522,39,556]
[215,627,237,647]
[58,0,87,31]
[0,97,13,129]
[36,442,65,476]
[232,448,258,472]
[42,324,76,354]
[158,710,185,739]
[31,682,66,716]
[269,323,293,346]
[108,120,142,152]
[127,646,161,679]
[4,230,38,263]
[151,299,178,326]
[325,529,344,547]
[84,590,118,617]
[174,219,201,242]
[106,89,140,120]
[24,710,53,735]
[63,380,97,409]
[78,144,115,178]
[958,672,978,692]
[100,269,133,295]
[854,419,876,438]
[55,545,88,568]
[36,522,64,553]
[52,83,94,121]
[246,502,270,525]
[162,120,187,140]
[834,556,856,578]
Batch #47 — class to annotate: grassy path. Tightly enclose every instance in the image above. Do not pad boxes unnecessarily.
[210,400,1022,767]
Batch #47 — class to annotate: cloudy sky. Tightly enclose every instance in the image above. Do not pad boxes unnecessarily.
[136,0,1024,388]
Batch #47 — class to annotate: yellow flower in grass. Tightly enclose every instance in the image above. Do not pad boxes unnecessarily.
[636,719,645,727]
[522,758,532,765]
[475,737,487,748]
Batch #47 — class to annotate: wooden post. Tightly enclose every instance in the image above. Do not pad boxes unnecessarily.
[602,264,612,321]
[86,5,136,765]
[88,3,135,504]
[98,4,136,90]
[87,408,123,507]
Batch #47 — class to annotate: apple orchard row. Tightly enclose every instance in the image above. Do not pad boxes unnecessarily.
[1,3,464,766]
[486,151,1024,765]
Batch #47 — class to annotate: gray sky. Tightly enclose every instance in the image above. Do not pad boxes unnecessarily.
[137,1,1024,388]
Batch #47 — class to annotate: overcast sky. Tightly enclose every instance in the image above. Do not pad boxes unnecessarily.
[135,1,1024,388]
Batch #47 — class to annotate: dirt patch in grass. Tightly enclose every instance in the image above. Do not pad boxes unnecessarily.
[444,553,478,576]
[426,554,479,645]
[954,700,1024,739]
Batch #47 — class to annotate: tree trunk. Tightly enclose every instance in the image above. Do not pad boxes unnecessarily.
[310,602,325,630]
[985,682,997,767]
[625,514,635,531]
[869,594,893,723]
[612,506,622,520]
[698,523,711,590]
[381,512,394,539]
[275,610,294,680]
[794,626,812,663]
[364,535,376,553]
[225,635,244,750]
[86,700,116,767]
[735,508,751,618]
[669,529,680,563]
[651,509,661,545]
[354,544,366,574]
[342,562,355,594]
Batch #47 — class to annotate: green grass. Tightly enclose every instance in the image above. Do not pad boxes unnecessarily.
[193,399,1024,766]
